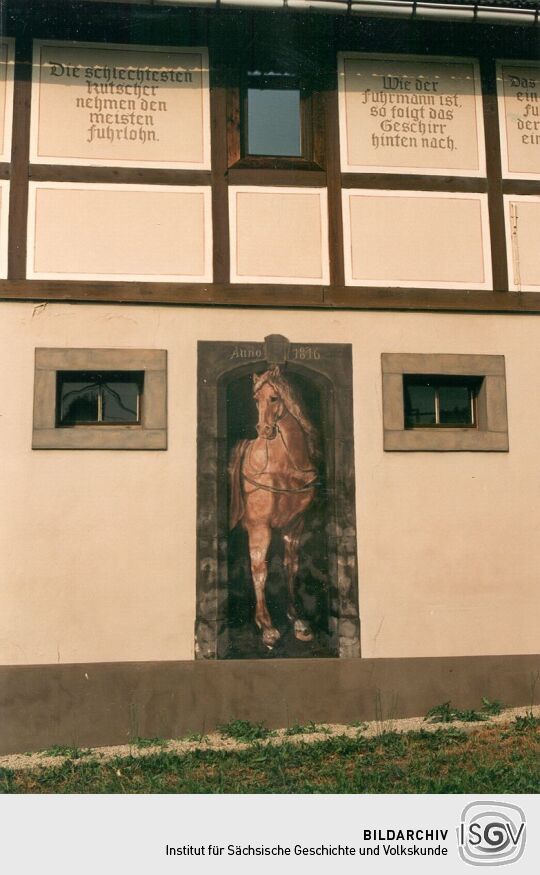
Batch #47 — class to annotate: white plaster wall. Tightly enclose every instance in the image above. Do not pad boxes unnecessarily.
[1,301,539,664]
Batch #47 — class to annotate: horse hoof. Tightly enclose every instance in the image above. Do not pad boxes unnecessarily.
[262,628,281,648]
[294,619,314,643]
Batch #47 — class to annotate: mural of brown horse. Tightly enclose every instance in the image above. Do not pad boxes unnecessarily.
[229,366,319,649]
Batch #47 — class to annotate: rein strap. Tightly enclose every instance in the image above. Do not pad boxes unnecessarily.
[242,472,318,495]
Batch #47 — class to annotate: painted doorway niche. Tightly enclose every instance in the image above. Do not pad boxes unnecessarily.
[196,334,359,659]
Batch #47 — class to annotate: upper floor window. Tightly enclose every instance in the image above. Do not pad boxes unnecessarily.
[245,72,302,158]
[228,68,324,170]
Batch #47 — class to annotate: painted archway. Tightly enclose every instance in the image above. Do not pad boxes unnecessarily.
[196,334,360,659]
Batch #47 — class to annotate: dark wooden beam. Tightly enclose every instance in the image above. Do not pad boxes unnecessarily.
[342,174,488,193]
[28,166,212,186]
[3,279,540,314]
[7,52,31,280]
[227,169,327,188]
[325,77,345,287]
[208,14,230,285]
[481,58,509,293]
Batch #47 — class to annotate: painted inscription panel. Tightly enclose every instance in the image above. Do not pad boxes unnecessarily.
[504,195,540,291]
[497,61,540,179]
[338,53,485,176]
[0,39,14,163]
[342,190,492,289]
[27,182,212,282]
[30,40,210,168]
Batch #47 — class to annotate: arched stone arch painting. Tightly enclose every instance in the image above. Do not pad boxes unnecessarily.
[196,335,359,659]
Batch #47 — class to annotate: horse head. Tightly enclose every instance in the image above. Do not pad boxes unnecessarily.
[253,366,285,440]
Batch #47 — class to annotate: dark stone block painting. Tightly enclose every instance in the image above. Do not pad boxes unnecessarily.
[196,335,360,660]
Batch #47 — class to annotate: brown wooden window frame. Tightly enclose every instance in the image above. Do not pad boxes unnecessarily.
[227,71,325,172]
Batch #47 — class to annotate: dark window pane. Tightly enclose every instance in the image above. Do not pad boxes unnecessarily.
[247,88,301,156]
[102,381,139,423]
[439,384,472,425]
[60,382,99,424]
[404,382,436,427]
[57,371,143,426]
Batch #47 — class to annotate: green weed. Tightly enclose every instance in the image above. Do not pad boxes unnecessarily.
[184,732,208,743]
[133,737,168,750]
[408,727,468,746]
[481,697,503,716]
[284,721,328,736]
[217,719,276,742]
[425,701,488,724]
[39,745,91,759]
[458,709,488,722]
[511,712,540,732]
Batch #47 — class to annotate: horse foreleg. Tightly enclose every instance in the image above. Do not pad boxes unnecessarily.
[283,517,313,642]
[248,524,280,649]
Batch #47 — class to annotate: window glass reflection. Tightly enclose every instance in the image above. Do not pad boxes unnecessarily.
[102,382,139,423]
[247,86,301,157]
[404,382,436,427]
[60,381,99,424]
[404,376,479,428]
[57,372,142,426]
[438,385,472,425]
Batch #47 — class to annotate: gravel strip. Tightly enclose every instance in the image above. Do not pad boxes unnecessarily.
[1,705,538,772]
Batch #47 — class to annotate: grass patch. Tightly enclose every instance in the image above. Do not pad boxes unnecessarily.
[133,737,168,750]
[351,721,368,731]
[2,724,538,794]
[510,711,540,732]
[481,698,504,716]
[216,720,276,743]
[39,745,91,759]
[423,700,502,724]
[284,722,328,736]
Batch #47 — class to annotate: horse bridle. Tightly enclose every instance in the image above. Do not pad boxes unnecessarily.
[242,409,318,496]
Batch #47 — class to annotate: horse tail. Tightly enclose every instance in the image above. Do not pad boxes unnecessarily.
[229,439,250,531]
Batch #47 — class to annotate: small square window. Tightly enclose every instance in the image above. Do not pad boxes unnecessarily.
[381,354,509,452]
[56,371,144,426]
[403,375,481,429]
[245,73,302,158]
[227,69,324,170]
[33,349,167,450]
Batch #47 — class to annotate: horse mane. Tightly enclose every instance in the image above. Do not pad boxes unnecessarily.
[257,369,320,462]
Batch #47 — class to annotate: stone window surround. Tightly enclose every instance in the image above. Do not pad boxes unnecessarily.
[381,353,509,452]
[32,348,167,450]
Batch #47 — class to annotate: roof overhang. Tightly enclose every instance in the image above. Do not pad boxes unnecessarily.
[85,0,540,27]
